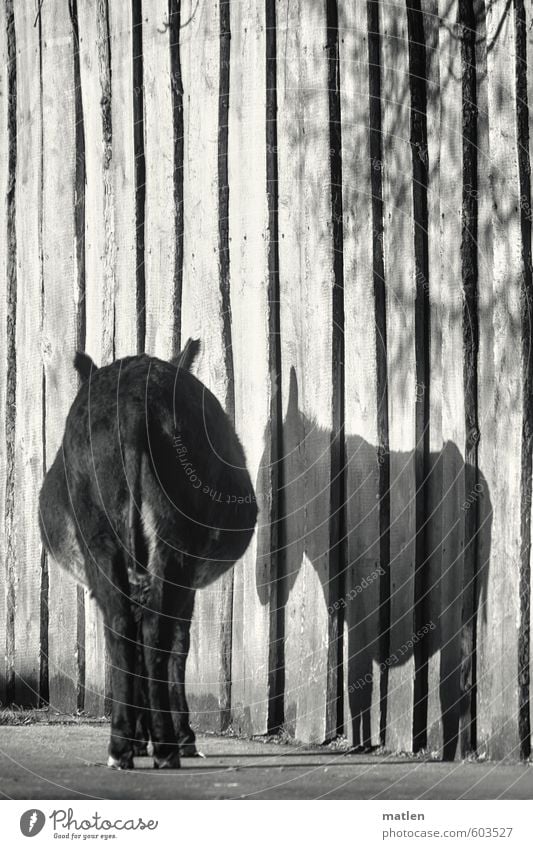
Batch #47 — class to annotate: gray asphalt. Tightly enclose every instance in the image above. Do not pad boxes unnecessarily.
[0,725,532,799]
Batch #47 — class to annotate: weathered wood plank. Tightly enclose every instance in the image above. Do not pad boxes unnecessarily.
[478,0,522,760]
[435,0,465,760]
[276,0,335,744]
[13,0,44,706]
[339,0,381,748]
[458,0,481,759]
[2,0,16,707]
[0,0,9,704]
[109,0,137,358]
[406,0,431,752]
[525,0,533,760]
[367,0,391,750]
[180,0,233,732]
[143,0,178,359]
[379,0,417,751]
[424,0,443,756]
[475,0,495,763]
[41,0,80,713]
[515,0,533,762]
[132,0,145,352]
[228,0,272,736]
[77,0,115,715]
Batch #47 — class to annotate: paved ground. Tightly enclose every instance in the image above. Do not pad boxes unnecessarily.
[1,724,533,799]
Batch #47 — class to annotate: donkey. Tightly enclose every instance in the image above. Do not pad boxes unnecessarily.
[38,339,257,769]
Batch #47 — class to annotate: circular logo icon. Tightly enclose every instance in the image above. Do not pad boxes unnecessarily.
[20,810,46,837]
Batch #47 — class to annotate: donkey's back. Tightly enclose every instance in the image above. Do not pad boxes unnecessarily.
[40,346,257,591]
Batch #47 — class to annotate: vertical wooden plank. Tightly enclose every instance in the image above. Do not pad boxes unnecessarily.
[228,0,272,736]
[143,0,178,359]
[276,0,335,744]
[367,0,390,750]
[41,0,80,713]
[72,0,87,718]
[379,1,417,751]
[475,0,495,761]
[339,0,381,748]
[514,0,533,762]
[132,0,145,353]
[0,0,9,703]
[3,0,16,707]
[109,1,137,358]
[525,0,533,760]
[406,0,431,752]
[424,0,443,756]
[478,0,523,760]
[435,0,465,760]
[180,0,232,732]
[13,0,43,706]
[326,0,346,746]
[77,0,115,714]
[168,0,184,354]
[264,0,283,733]
[458,0,481,758]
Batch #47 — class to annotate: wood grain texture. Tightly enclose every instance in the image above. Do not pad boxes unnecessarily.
[13,0,43,706]
[379,0,417,751]
[475,0,496,762]
[0,0,9,703]
[525,0,533,760]
[109,0,137,358]
[0,0,530,761]
[436,0,465,761]
[459,0,480,758]
[228,0,272,736]
[3,0,16,706]
[339,0,381,748]
[180,0,233,732]
[276,0,335,744]
[41,0,80,713]
[77,0,115,715]
[515,0,533,762]
[143,0,178,359]
[478,0,522,761]
[406,0,431,752]
[424,0,443,756]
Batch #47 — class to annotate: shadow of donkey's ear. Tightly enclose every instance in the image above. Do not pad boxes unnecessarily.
[74,351,98,382]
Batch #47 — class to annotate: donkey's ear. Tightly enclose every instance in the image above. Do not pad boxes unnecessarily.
[74,351,98,382]
[172,337,201,371]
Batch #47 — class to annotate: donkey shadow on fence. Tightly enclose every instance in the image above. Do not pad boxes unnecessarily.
[256,367,491,759]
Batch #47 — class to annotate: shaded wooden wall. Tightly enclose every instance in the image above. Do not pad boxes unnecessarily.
[1,0,533,760]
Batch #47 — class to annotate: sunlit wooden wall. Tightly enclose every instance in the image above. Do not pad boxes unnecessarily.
[1,0,533,760]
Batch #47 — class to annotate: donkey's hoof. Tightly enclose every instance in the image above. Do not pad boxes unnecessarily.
[153,751,181,770]
[107,753,134,770]
[179,742,205,758]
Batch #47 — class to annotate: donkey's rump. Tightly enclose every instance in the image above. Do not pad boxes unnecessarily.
[38,340,257,770]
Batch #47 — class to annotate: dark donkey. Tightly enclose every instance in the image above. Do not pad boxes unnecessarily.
[39,339,257,769]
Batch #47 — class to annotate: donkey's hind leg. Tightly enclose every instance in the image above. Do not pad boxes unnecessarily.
[169,589,199,756]
[132,613,151,757]
[141,547,183,769]
[88,548,137,770]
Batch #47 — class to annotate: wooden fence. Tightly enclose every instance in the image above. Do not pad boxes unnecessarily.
[1,0,533,760]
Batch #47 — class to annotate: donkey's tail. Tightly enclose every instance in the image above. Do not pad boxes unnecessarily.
[122,439,148,590]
